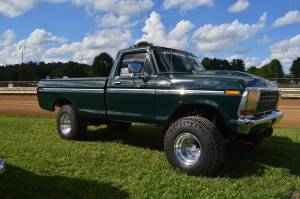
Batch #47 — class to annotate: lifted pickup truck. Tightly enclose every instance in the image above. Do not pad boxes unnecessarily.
[37,46,283,176]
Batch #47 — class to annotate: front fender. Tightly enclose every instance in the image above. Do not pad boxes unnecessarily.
[155,93,242,134]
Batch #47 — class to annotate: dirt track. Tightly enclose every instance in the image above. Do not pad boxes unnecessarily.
[0,95,299,128]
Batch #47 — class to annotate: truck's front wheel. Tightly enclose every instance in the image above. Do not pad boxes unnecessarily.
[56,105,87,140]
[164,116,225,176]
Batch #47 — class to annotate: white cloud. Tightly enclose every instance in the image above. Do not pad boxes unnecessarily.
[0,28,67,65]
[0,0,153,17]
[0,29,15,47]
[192,13,266,52]
[269,34,300,67]
[163,0,214,12]
[0,28,131,65]
[273,10,300,27]
[0,0,36,17]
[65,0,153,16]
[228,0,250,13]
[139,11,194,49]
[258,35,271,44]
[46,28,132,62]
[26,29,66,46]
[226,54,261,68]
[96,14,137,28]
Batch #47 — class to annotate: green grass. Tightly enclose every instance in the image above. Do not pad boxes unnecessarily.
[0,115,300,199]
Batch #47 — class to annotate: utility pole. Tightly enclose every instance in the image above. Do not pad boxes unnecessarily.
[77,53,83,64]
[19,45,26,64]
[80,54,83,64]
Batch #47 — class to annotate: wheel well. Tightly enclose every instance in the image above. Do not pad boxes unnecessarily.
[170,104,227,135]
[54,98,72,108]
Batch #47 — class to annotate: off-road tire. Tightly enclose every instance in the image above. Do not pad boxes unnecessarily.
[107,121,132,132]
[164,116,225,176]
[56,105,87,140]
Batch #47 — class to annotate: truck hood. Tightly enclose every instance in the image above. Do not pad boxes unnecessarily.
[169,70,277,91]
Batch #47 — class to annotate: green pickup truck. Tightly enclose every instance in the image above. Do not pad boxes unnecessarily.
[37,46,283,176]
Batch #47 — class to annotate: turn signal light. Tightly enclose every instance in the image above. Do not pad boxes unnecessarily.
[224,90,241,95]
[240,110,254,116]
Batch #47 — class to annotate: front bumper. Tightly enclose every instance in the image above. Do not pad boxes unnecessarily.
[233,111,284,135]
[0,159,5,175]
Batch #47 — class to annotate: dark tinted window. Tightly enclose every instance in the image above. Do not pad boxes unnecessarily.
[153,50,172,72]
[153,50,204,74]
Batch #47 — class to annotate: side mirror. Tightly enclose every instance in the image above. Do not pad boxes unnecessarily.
[0,159,5,175]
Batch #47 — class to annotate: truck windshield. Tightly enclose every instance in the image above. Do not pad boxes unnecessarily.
[153,50,205,74]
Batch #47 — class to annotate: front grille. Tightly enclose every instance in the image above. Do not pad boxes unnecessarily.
[255,90,279,114]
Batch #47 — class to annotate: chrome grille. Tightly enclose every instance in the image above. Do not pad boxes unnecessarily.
[255,90,279,114]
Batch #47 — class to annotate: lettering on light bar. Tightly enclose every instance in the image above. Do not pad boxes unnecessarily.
[224,90,241,95]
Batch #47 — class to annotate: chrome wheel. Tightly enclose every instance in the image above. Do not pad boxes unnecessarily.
[60,113,72,136]
[174,133,201,166]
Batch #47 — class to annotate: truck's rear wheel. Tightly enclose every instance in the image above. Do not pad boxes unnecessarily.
[56,105,87,140]
[164,116,225,176]
[107,121,132,132]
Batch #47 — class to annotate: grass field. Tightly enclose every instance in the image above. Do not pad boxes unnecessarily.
[0,116,300,198]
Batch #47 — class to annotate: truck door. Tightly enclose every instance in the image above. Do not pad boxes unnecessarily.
[106,50,156,123]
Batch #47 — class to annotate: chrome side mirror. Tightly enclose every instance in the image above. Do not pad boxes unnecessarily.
[0,159,5,175]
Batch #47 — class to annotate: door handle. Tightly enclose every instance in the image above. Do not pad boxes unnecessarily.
[112,81,121,85]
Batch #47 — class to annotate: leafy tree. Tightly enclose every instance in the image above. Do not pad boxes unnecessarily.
[92,52,114,77]
[133,41,154,48]
[62,61,88,77]
[18,62,37,81]
[291,57,300,77]
[247,66,259,75]
[201,58,230,70]
[268,59,284,78]
[201,57,212,70]
[0,62,91,81]
[255,59,284,78]
[230,59,245,72]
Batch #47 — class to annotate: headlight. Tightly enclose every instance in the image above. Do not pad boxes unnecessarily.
[238,88,260,116]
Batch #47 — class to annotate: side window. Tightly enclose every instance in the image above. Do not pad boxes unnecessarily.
[119,52,147,77]
[153,50,172,72]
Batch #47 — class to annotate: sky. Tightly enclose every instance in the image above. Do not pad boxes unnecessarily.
[0,0,299,73]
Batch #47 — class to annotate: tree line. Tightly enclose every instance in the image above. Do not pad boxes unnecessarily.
[0,41,300,81]
[0,52,113,81]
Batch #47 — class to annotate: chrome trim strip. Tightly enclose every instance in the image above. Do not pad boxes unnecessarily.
[107,88,225,95]
[107,88,156,94]
[247,87,279,92]
[40,88,104,93]
[42,87,225,95]
[157,89,224,95]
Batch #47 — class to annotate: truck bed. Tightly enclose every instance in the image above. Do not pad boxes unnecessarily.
[37,77,108,120]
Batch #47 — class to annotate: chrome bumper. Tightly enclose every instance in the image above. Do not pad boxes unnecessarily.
[0,159,5,175]
[233,111,284,135]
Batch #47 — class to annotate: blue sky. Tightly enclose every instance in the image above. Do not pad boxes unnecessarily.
[0,0,299,73]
